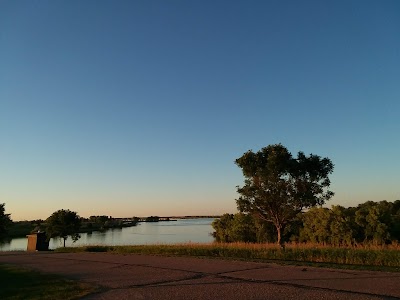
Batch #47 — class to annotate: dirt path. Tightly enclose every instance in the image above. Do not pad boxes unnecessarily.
[1,252,399,299]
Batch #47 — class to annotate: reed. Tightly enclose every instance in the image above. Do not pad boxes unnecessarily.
[57,242,400,270]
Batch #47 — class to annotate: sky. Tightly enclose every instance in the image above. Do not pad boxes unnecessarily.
[1,1,399,221]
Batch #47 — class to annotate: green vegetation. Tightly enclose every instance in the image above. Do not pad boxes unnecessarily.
[85,215,137,231]
[7,221,39,239]
[212,144,400,271]
[235,144,334,245]
[213,213,276,243]
[46,210,82,247]
[216,144,400,248]
[55,243,400,271]
[5,216,138,239]
[0,203,12,240]
[213,200,400,246]
[0,264,95,300]
[299,201,400,245]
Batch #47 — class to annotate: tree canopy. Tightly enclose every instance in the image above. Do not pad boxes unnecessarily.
[0,203,12,240]
[213,200,400,246]
[46,209,81,247]
[235,144,334,245]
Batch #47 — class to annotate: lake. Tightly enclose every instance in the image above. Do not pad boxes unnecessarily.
[0,218,216,251]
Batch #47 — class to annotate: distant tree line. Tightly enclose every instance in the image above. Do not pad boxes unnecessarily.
[0,205,140,247]
[213,200,400,246]
[145,216,160,222]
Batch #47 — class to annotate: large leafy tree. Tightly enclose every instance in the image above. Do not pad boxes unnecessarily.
[0,203,12,239]
[46,209,81,247]
[235,144,334,245]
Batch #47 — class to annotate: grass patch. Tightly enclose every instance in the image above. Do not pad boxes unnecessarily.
[55,242,400,272]
[0,264,96,300]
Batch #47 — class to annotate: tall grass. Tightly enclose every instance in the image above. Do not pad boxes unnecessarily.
[57,242,400,269]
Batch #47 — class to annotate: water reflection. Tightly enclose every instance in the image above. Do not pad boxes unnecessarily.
[0,218,215,251]
[0,237,27,251]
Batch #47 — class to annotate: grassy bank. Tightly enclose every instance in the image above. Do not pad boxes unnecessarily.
[0,264,95,300]
[55,242,400,271]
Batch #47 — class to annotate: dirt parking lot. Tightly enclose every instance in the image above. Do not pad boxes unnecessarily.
[0,252,399,300]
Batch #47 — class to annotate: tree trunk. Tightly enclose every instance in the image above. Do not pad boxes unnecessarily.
[63,237,66,247]
[277,226,282,246]
[275,223,285,249]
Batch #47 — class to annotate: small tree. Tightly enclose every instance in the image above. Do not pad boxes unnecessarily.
[212,214,234,242]
[0,203,12,239]
[235,144,334,246]
[46,209,81,247]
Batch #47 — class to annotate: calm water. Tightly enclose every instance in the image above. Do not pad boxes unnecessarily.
[0,218,215,251]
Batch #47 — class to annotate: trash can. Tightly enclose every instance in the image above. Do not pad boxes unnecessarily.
[26,232,49,251]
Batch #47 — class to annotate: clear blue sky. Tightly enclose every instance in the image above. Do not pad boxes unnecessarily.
[1,1,399,220]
